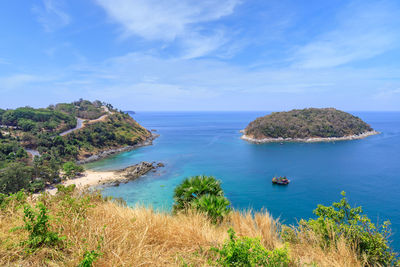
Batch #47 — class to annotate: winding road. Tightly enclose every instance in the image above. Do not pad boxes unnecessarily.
[59,118,84,136]
[26,112,110,157]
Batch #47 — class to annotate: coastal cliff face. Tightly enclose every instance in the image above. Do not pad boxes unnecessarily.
[243,108,376,142]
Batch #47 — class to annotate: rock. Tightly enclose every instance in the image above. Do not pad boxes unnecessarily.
[157,162,165,167]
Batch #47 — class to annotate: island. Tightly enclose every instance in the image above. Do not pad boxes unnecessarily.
[241,108,378,143]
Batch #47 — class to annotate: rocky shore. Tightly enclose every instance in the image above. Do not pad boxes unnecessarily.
[102,161,165,186]
[241,130,379,143]
[77,133,159,164]
[47,161,165,194]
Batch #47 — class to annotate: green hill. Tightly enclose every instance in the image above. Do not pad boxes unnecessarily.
[0,100,152,194]
[243,108,375,140]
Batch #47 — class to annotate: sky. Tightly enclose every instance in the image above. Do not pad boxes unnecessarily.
[1,0,400,111]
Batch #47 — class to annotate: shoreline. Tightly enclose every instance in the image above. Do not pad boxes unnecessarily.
[46,161,163,195]
[241,130,379,143]
[76,132,159,164]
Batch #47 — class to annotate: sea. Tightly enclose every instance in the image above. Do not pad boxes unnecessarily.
[85,111,400,249]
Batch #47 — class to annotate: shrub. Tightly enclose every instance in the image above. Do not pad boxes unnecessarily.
[299,191,397,266]
[192,194,231,224]
[173,175,231,223]
[17,202,64,250]
[63,161,84,179]
[172,175,224,212]
[211,228,291,266]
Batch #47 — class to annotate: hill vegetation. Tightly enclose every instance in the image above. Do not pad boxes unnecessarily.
[0,100,152,194]
[243,108,375,140]
[0,179,397,266]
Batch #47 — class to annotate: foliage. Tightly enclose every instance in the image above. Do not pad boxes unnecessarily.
[0,162,34,193]
[78,249,102,267]
[245,108,374,139]
[78,235,103,267]
[299,192,397,266]
[173,175,224,212]
[0,190,27,211]
[192,194,231,224]
[53,99,108,120]
[0,100,151,194]
[173,175,231,223]
[211,228,291,266]
[63,161,84,179]
[1,106,76,132]
[17,202,64,250]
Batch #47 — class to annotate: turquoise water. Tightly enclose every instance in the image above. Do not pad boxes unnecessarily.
[86,111,400,248]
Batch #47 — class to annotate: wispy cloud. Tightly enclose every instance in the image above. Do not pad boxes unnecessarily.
[0,74,47,91]
[292,0,400,68]
[94,0,241,58]
[32,0,70,32]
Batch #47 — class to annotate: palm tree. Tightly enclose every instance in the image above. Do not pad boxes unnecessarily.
[172,175,224,212]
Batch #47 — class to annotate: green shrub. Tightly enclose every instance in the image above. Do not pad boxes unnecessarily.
[211,228,291,266]
[0,190,27,211]
[192,194,231,224]
[173,175,231,223]
[17,202,64,250]
[172,175,224,212]
[300,191,397,266]
[63,161,84,179]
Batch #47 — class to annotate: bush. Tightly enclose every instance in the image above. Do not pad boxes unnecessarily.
[173,175,224,212]
[63,161,84,179]
[299,191,397,266]
[192,194,231,224]
[172,175,231,223]
[16,202,64,250]
[0,162,34,194]
[211,228,291,266]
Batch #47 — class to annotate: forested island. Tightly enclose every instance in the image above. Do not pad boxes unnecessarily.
[0,99,154,194]
[242,108,378,143]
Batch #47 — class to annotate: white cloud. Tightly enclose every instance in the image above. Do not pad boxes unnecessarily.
[33,0,70,32]
[95,0,239,40]
[293,0,400,68]
[94,0,240,58]
[0,74,46,91]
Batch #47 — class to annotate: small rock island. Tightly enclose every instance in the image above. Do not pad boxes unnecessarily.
[241,108,378,143]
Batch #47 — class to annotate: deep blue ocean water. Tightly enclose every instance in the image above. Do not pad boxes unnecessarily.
[86,111,400,249]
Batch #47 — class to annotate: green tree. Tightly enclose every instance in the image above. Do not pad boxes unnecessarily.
[0,162,33,194]
[173,175,224,212]
[63,161,84,179]
[192,194,231,224]
[300,192,397,266]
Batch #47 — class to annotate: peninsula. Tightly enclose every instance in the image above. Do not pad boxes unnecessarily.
[241,108,378,143]
[0,99,156,193]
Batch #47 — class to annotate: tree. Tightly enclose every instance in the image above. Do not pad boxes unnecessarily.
[62,161,84,179]
[0,162,33,193]
[173,175,224,212]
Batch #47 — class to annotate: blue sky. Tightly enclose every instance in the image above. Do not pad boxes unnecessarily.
[1,0,400,111]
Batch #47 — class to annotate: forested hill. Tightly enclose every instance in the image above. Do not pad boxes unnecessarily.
[243,108,374,140]
[0,99,152,194]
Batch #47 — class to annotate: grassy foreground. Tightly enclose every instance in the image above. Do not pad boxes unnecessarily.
[0,187,376,266]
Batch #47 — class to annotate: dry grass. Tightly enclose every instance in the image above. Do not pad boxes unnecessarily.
[0,189,362,266]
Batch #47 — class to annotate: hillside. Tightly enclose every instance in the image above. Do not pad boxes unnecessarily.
[0,100,152,194]
[0,184,396,266]
[242,108,376,142]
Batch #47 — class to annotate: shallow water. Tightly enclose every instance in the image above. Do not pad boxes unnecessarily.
[86,111,400,248]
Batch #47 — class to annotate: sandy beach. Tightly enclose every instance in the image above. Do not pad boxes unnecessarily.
[46,170,119,195]
[46,161,161,195]
[241,130,379,143]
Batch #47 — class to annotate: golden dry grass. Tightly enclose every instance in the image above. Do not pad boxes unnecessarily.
[0,189,362,266]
